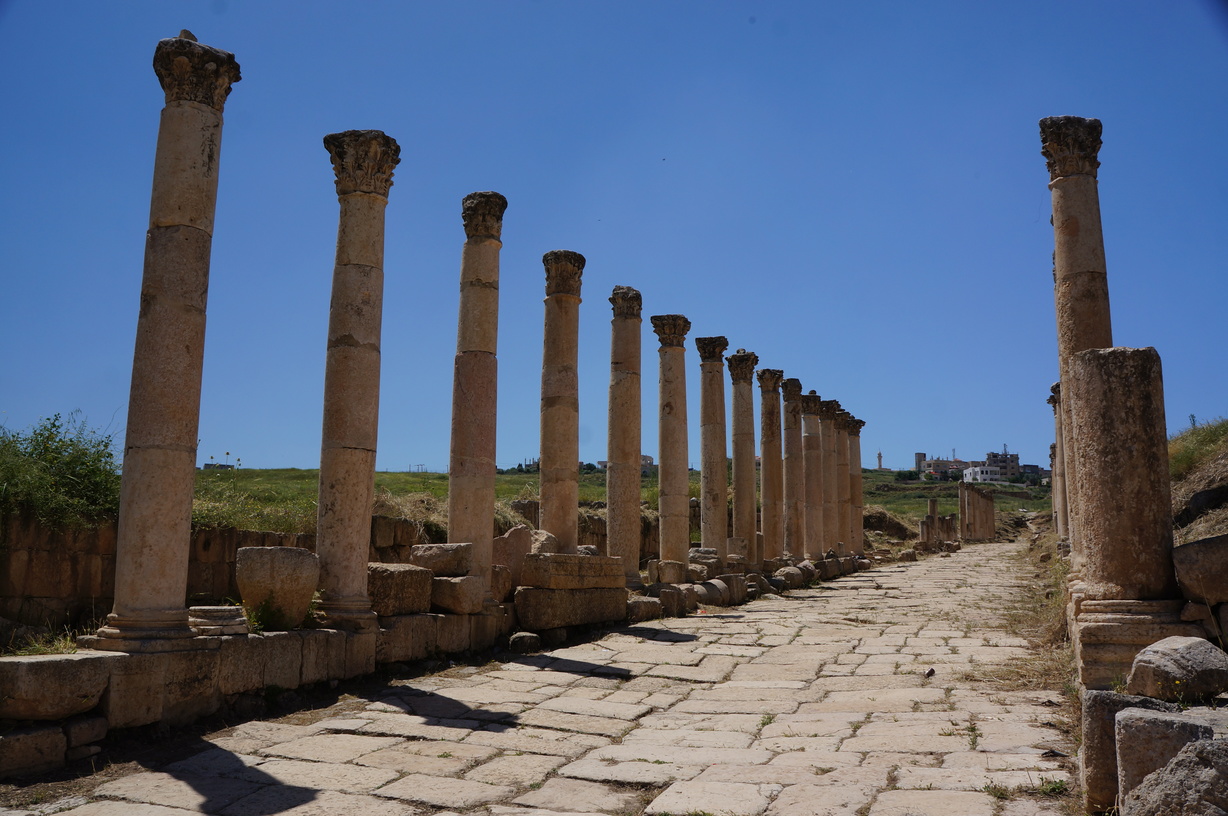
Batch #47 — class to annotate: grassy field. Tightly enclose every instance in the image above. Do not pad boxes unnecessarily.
[860,469,1051,522]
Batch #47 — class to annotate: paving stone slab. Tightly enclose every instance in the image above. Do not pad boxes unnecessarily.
[93,772,265,812]
[161,748,267,779]
[358,714,482,741]
[355,749,472,776]
[867,789,997,815]
[645,656,739,683]
[59,805,200,816]
[764,782,873,816]
[893,766,1069,791]
[517,708,636,737]
[258,733,402,763]
[645,781,782,816]
[220,788,419,816]
[462,725,612,757]
[513,778,640,813]
[535,696,653,721]
[465,754,566,787]
[373,774,514,807]
[556,758,701,785]
[623,728,755,748]
[235,759,397,793]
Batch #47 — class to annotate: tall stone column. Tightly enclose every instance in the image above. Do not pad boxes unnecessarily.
[757,369,785,562]
[608,286,644,586]
[97,33,241,649]
[727,349,760,568]
[781,379,804,559]
[539,251,585,553]
[848,418,865,555]
[958,482,969,540]
[696,337,730,562]
[834,411,852,554]
[818,401,841,556]
[448,192,507,597]
[652,315,692,574]
[801,392,824,562]
[314,130,401,633]
[1041,115,1112,568]
[1048,382,1069,540]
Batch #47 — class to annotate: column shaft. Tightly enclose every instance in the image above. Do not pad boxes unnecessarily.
[757,370,784,562]
[1049,383,1069,540]
[653,316,692,568]
[539,251,585,552]
[696,337,730,561]
[848,421,864,555]
[801,393,823,561]
[728,350,759,567]
[818,403,839,555]
[608,287,643,585]
[781,379,804,559]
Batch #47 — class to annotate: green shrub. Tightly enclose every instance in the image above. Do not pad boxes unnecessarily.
[0,412,121,529]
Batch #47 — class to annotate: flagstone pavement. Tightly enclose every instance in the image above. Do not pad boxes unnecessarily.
[5,540,1074,816]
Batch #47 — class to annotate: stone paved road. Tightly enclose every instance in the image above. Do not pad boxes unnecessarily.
[5,540,1074,816]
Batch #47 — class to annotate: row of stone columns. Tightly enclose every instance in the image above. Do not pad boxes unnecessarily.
[957,483,995,542]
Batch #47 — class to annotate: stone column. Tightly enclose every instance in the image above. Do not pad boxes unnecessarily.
[727,349,760,568]
[539,251,585,553]
[848,418,865,555]
[801,392,824,562]
[1048,382,1069,540]
[834,411,852,554]
[448,192,507,598]
[96,33,241,649]
[1041,115,1112,567]
[696,337,730,562]
[757,369,785,563]
[608,286,643,586]
[313,130,401,633]
[781,379,804,560]
[818,401,841,556]
[958,482,969,540]
[652,315,692,575]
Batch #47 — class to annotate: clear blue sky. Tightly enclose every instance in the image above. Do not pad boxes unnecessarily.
[2,1,1226,473]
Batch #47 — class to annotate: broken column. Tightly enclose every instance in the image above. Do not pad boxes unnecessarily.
[539,251,585,553]
[727,349,760,569]
[1048,382,1069,541]
[696,336,730,564]
[801,392,824,562]
[758,369,785,563]
[818,401,841,556]
[448,192,507,599]
[95,33,241,649]
[652,315,692,580]
[314,129,401,633]
[607,286,644,587]
[781,378,804,560]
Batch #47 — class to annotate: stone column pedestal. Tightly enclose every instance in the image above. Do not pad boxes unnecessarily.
[757,369,784,562]
[607,287,643,586]
[781,379,804,560]
[801,392,823,562]
[449,192,507,599]
[539,251,585,553]
[696,337,730,563]
[652,315,692,577]
[727,349,759,570]
[95,34,241,651]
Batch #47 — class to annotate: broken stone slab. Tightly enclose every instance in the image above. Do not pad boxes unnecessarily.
[687,563,709,582]
[654,585,686,618]
[491,564,513,603]
[367,563,432,616]
[898,549,918,562]
[235,546,319,630]
[627,596,662,622]
[655,559,688,584]
[530,529,562,554]
[1122,738,1228,816]
[493,525,533,586]
[1173,534,1228,605]
[0,723,66,779]
[513,587,628,631]
[432,575,486,615]
[188,606,249,636]
[817,559,841,580]
[795,560,817,583]
[409,543,473,577]
[1125,635,1228,702]
[774,566,804,589]
[1081,689,1181,812]
[0,651,123,720]
[519,553,625,589]
[1115,708,1214,801]
[717,574,748,604]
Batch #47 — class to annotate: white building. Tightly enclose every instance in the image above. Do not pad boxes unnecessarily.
[964,466,1002,483]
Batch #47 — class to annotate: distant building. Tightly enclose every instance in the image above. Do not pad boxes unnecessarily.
[985,450,1021,479]
[964,466,1003,483]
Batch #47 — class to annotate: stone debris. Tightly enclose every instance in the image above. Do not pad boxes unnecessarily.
[1125,635,1228,702]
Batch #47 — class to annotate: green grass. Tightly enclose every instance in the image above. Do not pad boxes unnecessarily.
[1170,416,1228,482]
[860,469,1051,526]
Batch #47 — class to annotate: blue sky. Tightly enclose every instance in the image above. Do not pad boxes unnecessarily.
[2,1,1225,473]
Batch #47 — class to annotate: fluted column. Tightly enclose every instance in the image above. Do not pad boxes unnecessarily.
[1041,115,1112,570]
[313,130,400,633]
[607,286,643,586]
[781,379,804,559]
[801,392,824,562]
[696,337,730,562]
[448,192,507,597]
[97,32,241,649]
[818,401,841,556]
[539,251,585,553]
[848,418,865,555]
[652,315,692,570]
[1048,383,1069,540]
[757,369,784,562]
[727,349,759,568]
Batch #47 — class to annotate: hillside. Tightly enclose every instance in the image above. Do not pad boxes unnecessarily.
[1171,417,1228,544]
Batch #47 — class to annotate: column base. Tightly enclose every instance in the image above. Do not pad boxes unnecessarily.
[88,610,200,652]
[1074,599,1204,690]
[319,601,378,634]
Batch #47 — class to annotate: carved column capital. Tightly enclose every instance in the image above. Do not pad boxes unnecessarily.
[781,378,803,402]
[1040,116,1102,180]
[153,31,241,111]
[543,250,585,297]
[800,392,823,415]
[323,130,401,198]
[609,285,642,318]
[756,369,783,392]
[461,191,508,240]
[695,336,729,363]
[650,314,690,348]
[819,400,842,420]
[1048,381,1061,411]
[847,418,865,436]
[726,349,759,383]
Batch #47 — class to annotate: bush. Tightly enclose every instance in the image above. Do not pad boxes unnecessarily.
[0,412,121,529]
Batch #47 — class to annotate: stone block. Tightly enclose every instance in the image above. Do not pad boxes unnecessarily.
[436,614,471,654]
[817,559,841,580]
[655,586,686,618]
[1116,708,1213,800]
[410,543,473,577]
[471,604,508,651]
[530,529,562,554]
[1077,600,1206,690]
[795,560,817,582]
[262,631,303,690]
[514,587,629,631]
[1080,689,1180,812]
[680,584,700,611]
[0,724,65,779]
[0,651,122,720]
[367,563,432,615]
[627,596,662,622]
[344,631,376,678]
[1173,534,1228,605]
[1121,738,1228,816]
[66,744,101,762]
[898,549,918,562]
[693,581,725,605]
[378,614,436,663]
[717,574,747,605]
[101,652,166,728]
[432,575,486,614]
[687,564,709,582]
[774,566,804,589]
[235,546,319,631]
[655,560,688,584]
[492,564,514,603]
[519,553,625,589]
[161,647,222,726]
[494,525,533,586]
[299,628,347,685]
[1125,635,1228,702]
[64,715,108,748]
[218,635,267,695]
[510,631,542,653]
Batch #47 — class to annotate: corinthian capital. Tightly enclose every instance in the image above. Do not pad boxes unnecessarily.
[1048,381,1061,411]
[153,31,241,111]
[726,349,759,383]
[695,336,729,363]
[800,392,823,415]
[847,417,865,436]
[650,315,690,348]
[756,369,783,392]
[461,191,508,240]
[324,130,401,198]
[1039,116,1102,180]
[609,285,642,319]
[781,378,803,402]
[819,400,842,420]
[543,250,585,297]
